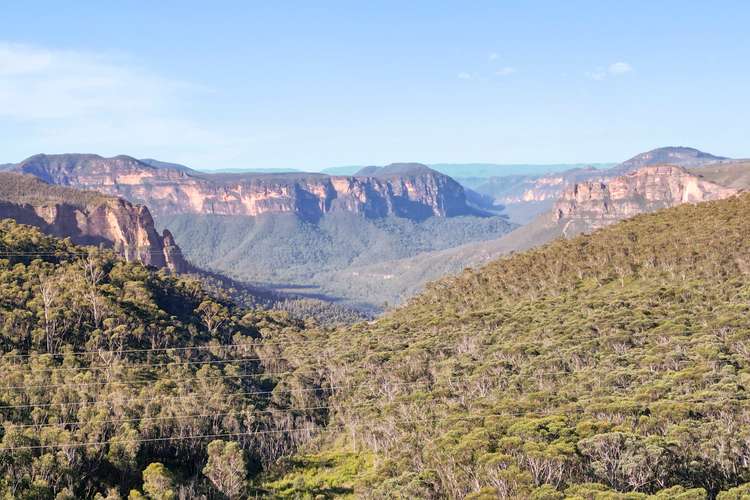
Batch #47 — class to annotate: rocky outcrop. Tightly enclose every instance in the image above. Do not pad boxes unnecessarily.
[554,165,739,231]
[468,148,732,224]
[0,173,188,272]
[486,168,607,205]
[12,154,483,221]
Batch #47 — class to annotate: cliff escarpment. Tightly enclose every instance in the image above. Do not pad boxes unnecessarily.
[0,172,187,272]
[13,154,482,221]
[554,165,739,232]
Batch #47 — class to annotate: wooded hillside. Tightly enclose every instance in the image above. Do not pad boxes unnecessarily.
[264,193,750,499]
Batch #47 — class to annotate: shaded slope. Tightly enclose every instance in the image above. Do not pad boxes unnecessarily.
[157,211,515,310]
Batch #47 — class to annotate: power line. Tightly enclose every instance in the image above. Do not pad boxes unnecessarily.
[2,401,376,431]
[0,368,302,391]
[0,363,583,392]
[2,356,269,375]
[0,424,339,452]
[1,338,347,360]
[0,389,737,452]
[0,378,443,411]
[0,405,598,452]
[0,371,318,410]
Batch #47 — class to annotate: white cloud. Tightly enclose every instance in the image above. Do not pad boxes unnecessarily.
[488,52,499,61]
[586,61,634,80]
[0,42,200,121]
[0,41,241,160]
[495,66,516,76]
[608,61,633,75]
[457,72,473,80]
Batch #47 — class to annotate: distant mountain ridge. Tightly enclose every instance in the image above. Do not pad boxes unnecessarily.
[0,172,187,272]
[615,146,728,173]
[140,158,198,174]
[11,154,486,222]
[468,146,732,223]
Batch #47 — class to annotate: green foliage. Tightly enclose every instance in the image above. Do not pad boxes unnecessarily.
[717,483,750,500]
[203,440,247,499]
[0,219,325,498]
[261,451,373,498]
[260,194,750,497]
[141,463,175,500]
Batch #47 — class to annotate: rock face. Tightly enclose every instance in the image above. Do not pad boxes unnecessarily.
[12,154,482,221]
[554,165,739,232]
[0,173,188,272]
[468,147,730,224]
[485,167,607,205]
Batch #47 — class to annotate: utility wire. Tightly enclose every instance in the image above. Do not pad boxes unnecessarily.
[2,401,376,431]
[0,425,339,452]
[0,377,438,411]
[0,371,314,410]
[0,405,603,452]
[0,368,302,391]
[2,356,270,375]
[1,338,350,360]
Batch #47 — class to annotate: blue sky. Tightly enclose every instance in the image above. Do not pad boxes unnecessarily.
[1,1,748,170]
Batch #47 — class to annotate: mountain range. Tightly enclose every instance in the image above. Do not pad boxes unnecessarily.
[11,154,487,221]
[465,146,739,224]
[4,154,516,310]
[323,155,750,306]
[3,146,748,312]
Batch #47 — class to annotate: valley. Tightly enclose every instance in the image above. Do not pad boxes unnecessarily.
[3,5,749,498]
[2,145,750,498]
[3,146,749,313]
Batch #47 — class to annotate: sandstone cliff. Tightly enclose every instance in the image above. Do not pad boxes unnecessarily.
[468,147,730,224]
[554,165,739,233]
[0,173,187,272]
[12,154,483,221]
[485,167,607,205]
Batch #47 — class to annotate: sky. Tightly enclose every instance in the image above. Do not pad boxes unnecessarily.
[0,1,748,170]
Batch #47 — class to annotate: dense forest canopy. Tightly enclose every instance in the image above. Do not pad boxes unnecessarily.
[259,193,750,499]
[0,219,333,498]
[4,193,750,498]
